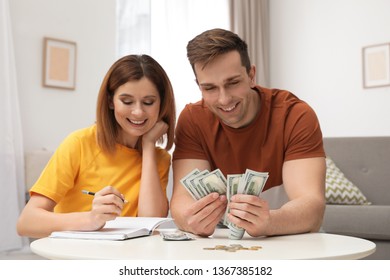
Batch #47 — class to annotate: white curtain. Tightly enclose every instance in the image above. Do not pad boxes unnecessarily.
[116,0,151,57]
[117,0,230,116]
[0,0,26,251]
[230,0,270,87]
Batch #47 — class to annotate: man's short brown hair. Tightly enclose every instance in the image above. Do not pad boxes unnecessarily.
[187,28,251,75]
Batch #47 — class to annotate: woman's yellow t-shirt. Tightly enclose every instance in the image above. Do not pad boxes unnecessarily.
[30,125,171,216]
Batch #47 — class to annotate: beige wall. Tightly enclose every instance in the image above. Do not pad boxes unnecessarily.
[10,0,116,152]
[270,0,390,137]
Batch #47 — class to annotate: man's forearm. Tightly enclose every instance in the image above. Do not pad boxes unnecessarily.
[265,197,325,236]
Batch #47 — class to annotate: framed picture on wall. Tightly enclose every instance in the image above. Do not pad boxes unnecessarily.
[42,37,77,90]
[362,43,390,88]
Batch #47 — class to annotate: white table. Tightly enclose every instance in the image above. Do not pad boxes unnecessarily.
[30,229,375,260]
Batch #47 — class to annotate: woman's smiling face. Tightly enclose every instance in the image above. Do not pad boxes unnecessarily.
[111,77,160,148]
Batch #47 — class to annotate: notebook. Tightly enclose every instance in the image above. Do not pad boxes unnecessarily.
[49,217,173,240]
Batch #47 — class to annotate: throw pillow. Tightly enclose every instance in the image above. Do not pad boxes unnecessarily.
[325,157,371,205]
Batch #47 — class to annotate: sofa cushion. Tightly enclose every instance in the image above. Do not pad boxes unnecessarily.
[325,157,370,205]
[25,149,52,190]
[323,137,390,205]
[323,205,390,240]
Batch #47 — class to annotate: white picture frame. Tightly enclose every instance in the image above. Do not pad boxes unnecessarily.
[362,43,390,88]
[43,37,77,90]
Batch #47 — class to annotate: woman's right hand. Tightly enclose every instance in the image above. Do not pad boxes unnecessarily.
[88,186,126,230]
[17,187,127,238]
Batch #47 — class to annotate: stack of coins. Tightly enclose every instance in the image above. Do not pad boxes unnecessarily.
[203,244,262,252]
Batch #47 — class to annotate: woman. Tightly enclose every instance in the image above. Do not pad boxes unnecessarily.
[17,55,176,238]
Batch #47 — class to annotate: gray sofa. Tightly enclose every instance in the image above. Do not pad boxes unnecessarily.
[322,137,390,260]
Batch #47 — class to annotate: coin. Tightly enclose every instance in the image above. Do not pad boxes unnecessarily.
[203,244,262,252]
[226,248,237,252]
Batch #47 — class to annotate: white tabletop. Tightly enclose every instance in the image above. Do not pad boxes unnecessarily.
[30,229,376,260]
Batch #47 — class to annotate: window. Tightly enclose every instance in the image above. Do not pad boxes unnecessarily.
[116,0,230,115]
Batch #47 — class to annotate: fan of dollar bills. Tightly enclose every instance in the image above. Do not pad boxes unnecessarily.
[180,168,269,240]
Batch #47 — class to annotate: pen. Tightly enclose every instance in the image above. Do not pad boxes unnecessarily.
[81,190,95,196]
[81,189,128,203]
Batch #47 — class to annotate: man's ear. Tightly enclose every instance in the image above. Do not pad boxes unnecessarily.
[249,65,256,87]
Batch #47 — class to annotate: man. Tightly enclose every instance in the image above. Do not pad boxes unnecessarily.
[170,28,326,237]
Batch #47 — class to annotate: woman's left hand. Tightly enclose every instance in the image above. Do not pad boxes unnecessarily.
[142,121,168,145]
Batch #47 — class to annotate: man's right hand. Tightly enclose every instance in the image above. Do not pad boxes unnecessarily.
[178,192,227,236]
[171,159,226,236]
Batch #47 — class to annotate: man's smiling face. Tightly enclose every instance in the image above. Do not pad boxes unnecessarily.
[195,51,258,129]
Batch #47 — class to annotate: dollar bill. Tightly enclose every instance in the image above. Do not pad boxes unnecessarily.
[224,174,242,225]
[227,169,269,239]
[181,168,269,240]
[195,169,227,195]
[240,169,269,196]
[180,168,202,200]
[188,169,210,198]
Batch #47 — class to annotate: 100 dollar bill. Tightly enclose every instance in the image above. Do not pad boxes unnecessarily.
[180,168,269,240]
